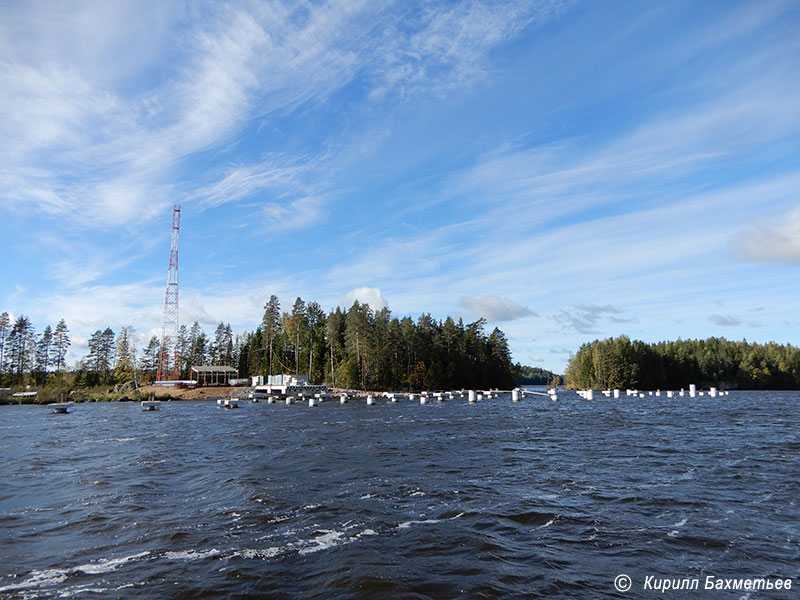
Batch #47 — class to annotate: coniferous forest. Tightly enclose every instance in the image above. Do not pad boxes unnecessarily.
[564,335,800,390]
[244,296,517,391]
[0,297,518,394]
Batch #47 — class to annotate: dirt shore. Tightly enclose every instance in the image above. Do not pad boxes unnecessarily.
[137,385,246,400]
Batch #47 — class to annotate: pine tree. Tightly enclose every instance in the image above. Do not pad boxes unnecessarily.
[177,324,190,378]
[114,326,137,384]
[325,308,345,386]
[262,295,281,376]
[7,316,35,379]
[287,298,307,375]
[35,325,53,378]
[86,328,116,384]
[141,335,161,383]
[0,311,10,376]
[345,301,372,389]
[52,319,70,371]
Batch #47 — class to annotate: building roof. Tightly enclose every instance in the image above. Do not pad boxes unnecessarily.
[190,365,238,373]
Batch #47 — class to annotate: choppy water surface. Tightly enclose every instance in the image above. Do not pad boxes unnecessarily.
[1,391,797,599]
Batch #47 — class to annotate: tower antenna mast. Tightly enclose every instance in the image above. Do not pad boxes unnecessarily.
[156,204,181,382]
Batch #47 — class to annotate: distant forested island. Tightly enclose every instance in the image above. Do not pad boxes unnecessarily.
[0,298,532,398]
[514,365,562,387]
[565,335,800,390]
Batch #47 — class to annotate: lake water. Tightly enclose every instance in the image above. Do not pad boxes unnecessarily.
[0,391,797,599]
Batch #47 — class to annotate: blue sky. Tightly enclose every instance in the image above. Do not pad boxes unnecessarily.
[1,0,799,372]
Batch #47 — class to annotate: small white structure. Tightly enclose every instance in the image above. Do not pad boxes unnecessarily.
[141,400,160,411]
[49,402,73,413]
[511,389,520,403]
[366,395,375,405]
[308,397,318,407]
[222,398,239,409]
[340,394,348,404]
[689,384,696,398]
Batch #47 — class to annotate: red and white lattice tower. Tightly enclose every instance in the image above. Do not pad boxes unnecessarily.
[156,204,181,382]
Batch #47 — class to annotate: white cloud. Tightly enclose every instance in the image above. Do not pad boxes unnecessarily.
[193,161,307,209]
[261,196,326,233]
[341,287,388,311]
[459,295,535,322]
[371,0,559,99]
[733,205,800,264]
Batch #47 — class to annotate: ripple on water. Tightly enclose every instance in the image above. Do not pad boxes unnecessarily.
[0,393,798,598]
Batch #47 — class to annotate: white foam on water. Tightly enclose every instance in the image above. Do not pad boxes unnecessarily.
[672,518,688,527]
[0,569,68,592]
[237,523,378,560]
[397,519,441,529]
[354,528,378,538]
[164,548,220,561]
[536,493,559,500]
[410,491,425,497]
[536,518,555,530]
[298,529,347,555]
[76,551,150,575]
[57,585,109,598]
[360,493,376,499]
[234,547,283,560]
[264,514,291,525]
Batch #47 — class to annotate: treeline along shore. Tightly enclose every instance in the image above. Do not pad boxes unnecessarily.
[5,302,795,403]
[565,335,800,390]
[0,297,547,402]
